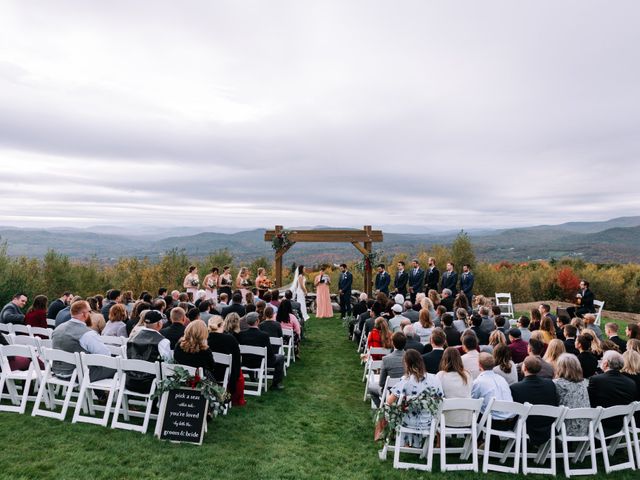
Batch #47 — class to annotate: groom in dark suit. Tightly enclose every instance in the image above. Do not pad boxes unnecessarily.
[407,259,425,304]
[393,261,408,297]
[440,262,458,296]
[460,264,475,306]
[338,263,353,318]
[425,257,440,292]
[374,264,391,296]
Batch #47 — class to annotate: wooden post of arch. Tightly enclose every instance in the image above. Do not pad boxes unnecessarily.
[265,225,383,296]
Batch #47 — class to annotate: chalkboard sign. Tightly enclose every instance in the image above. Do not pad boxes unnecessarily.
[156,388,209,445]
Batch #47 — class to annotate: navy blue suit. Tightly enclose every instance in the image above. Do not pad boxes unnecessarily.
[338,271,353,318]
[408,268,425,304]
[460,271,474,304]
[440,270,458,296]
[394,271,408,296]
[375,271,391,295]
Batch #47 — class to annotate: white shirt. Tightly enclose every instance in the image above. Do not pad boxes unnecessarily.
[67,318,111,356]
[461,350,481,379]
[138,326,173,361]
[471,370,514,419]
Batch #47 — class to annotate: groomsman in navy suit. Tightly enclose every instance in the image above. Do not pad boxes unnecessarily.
[460,264,475,306]
[425,257,440,292]
[393,261,408,297]
[338,263,353,318]
[408,259,425,304]
[440,262,458,296]
[374,264,391,296]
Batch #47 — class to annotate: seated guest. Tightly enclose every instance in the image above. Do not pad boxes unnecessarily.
[542,339,566,373]
[584,313,602,340]
[352,293,368,319]
[517,316,532,342]
[626,323,640,341]
[238,312,285,390]
[511,356,558,447]
[388,304,405,332]
[223,312,242,341]
[555,315,569,341]
[433,305,446,327]
[628,338,640,354]
[440,288,454,312]
[517,338,554,380]
[422,328,446,374]
[126,310,172,393]
[480,330,506,355]
[588,350,637,433]
[493,343,517,385]
[414,309,434,342]
[563,325,579,356]
[606,322,626,353]
[461,333,481,380]
[369,332,406,407]
[529,308,542,331]
[470,313,489,346]
[472,353,513,420]
[508,328,528,364]
[353,299,375,340]
[530,330,548,355]
[216,293,229,313]
[453,308,468,333]
[539,316,556,344]
[365,316,393,361]
[87,297,106,333]
[441,313,461,347]
[24,295,48,330]
[174,320,216,378]
[259,305,282,345]
[402,324,425,354]
[576,334,599,378]
[55,295,82,327]
[100,289,121,322]
[437,347,472,426]
[198,300,214,322]
[102,303,128,338]
[221,292,245,318]
[566,279,596,319]
[539,303,556,323]
[126,301,151,336]
[207,315,244,406]
[494,315,509,338]
[51,300,113,381]
[159,306,186,349]
[621,350,640,400]
[477,306,494,334]
[553,353,590,436]
[403,301,419,323]
[47,291,72,321]
[276,299,301,349]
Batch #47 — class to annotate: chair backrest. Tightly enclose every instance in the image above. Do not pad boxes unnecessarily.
[119,358,160,377]
[105,344,125,357]
[599,403,635,421]
[441,397,484,413]
[239,345,268,358]
[79,352,119,371]
[0,344,39,373]
[11,324,32,336]
[0,324,12,335]
[39,339,53,349]
[161,362,198,378]
[368,347,391,357]
[562,406,603,421]
[282,327,294,337]
[368,359,383,371]
[101,335,126,346]
[46,318,56,328]
[30,327,53,338]
[41,347,80,367]
[593,300,605,325]
[213,352,232,367]
[9,335,40,348]
[480,399,531,429]
[269,337,283,346]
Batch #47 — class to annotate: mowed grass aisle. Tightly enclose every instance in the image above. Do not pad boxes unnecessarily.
[0,316,637,479]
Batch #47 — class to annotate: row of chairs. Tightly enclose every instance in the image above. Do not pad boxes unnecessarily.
[0,323,53,339]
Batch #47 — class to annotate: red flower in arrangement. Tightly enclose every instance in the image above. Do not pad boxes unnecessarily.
[188,370,202,389]
[277,233,283,239]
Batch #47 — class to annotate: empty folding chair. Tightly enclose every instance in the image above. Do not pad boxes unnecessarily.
[0,344,44,414]
[559,406,603,477]
[495,293,514,319]
[111,358,161,434]
[30,327,53,339]
[522,405,567,475]
[593,300,605,326]
[596,403,636,473]
[632,401,640,469]
[437,398,484,472]
[32,348,84,421]
[281,327,295,367]
[72,353,121,427]
[357,330,367,354]
[239,345,268,396]
[212,352,232,414]
[480,399,531,474]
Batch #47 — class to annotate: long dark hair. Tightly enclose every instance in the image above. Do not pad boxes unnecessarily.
[276,299,293,323]
[438,347,468,384]
[297,265,305,275]
[28,295,48,313]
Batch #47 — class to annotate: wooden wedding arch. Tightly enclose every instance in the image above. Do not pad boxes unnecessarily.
[264,225,384,296]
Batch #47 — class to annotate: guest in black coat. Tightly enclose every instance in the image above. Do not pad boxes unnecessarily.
[393,261,409,297]
[422,328,446,374]
[562,325,579,356]
[576,334,599,378]
[588,350,637,433]
[402,324,426,354]
[160,306,187,350]
[440,262,458,296]
[173,321,216,378]
[605,322,627,353]
[221,292,246,319]
[238,312,285,389]
[470,314,489,346]
[207,315,241,393]
[510,356,558,446]
[441,313,461,347]
[566,280,596,318]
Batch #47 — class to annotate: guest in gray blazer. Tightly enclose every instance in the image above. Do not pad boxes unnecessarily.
[369,332,406,407]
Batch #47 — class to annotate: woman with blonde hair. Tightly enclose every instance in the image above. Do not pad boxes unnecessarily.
[480,330,506,354]
[582,329,603,359]
[223,312,241,341]
[207,315,244,406]
[543,339,566,372]
[366,317,393,360]
[454,308,468,332]
[102,303,127,337]
[183,265,200,302]
[627,338,640,354]
[236,267,252,303]
[87,296,106,333]
[621,350,640,395]
[427,289,441,309]
[553,353,589,436]
[539,316,556,344]
[414,308,434,341]
[420,297,436,320]
[174,320,215,378]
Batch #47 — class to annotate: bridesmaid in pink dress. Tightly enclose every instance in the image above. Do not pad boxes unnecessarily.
[314,265,333,318]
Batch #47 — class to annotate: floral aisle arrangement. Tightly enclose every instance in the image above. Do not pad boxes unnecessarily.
[373,388,443,444]
[152,366,230,418]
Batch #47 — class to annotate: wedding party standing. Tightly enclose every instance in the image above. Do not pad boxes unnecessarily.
[236,267,252,303]
[183,266,199,301]
[566,279,596,319]
[202,267,219,301]
[292,265,310,321]
[256,268,272,299]
[314,265,333,318]
[338,263,353,319]
[219,266,233,299]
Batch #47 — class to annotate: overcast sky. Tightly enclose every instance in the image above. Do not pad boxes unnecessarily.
[0,1,638,232]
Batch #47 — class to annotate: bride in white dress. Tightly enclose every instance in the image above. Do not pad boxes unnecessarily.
[290,265,310,321]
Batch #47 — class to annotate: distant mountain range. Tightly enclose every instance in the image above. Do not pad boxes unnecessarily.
[1,216,639,264]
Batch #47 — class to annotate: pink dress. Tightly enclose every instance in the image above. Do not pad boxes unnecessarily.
[315,275,333,318]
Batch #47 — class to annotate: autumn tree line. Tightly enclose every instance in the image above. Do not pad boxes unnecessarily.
[1,233,639,312]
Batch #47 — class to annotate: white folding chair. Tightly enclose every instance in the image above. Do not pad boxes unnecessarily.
[30,327,53,339]
[268,337,287,378]
[377,376,402,410]
[101,335,126,346]
[559,406,603,477]
[105,344,126,357]
[111,358,161,434]
[240,345,268,396]
[363,359,382,402]
[596,403,636,473]
[0,344,44,414]
[8,334,40,349]
[357,329,367,354]
[72,353,120,427]
[39,339,52,349]
[362,347,391,382]
[46,318,56,328]
[11,324,32,336]
[495,293,514,319]
[437,398,483,472]
[0,324,12,335]
[593,300,605,326]
[32,348,84,421]
[281,327,295,367]
[522,404,567,475]
[391,394,439,471]
[631,401,640,467]
[480,399,531,474]
[212,352,232,414]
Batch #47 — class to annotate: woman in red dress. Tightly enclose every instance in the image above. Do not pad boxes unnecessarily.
[24,295,48,329]
[366,316,393,360]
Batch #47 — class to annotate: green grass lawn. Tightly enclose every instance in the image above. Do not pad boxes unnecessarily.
[0,316,637,479]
